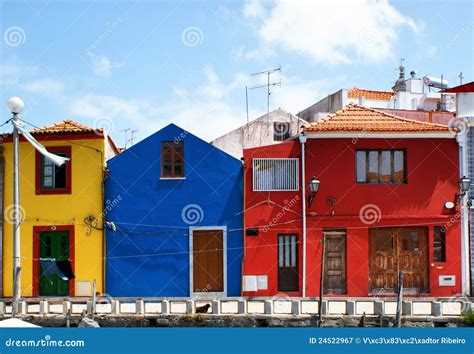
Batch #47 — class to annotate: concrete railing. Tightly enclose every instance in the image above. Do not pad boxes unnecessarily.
[0,297,472,318]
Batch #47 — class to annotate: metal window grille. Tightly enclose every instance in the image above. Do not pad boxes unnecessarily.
[252,158,299,191]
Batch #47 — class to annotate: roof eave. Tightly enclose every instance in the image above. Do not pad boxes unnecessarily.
[305,131,454,139]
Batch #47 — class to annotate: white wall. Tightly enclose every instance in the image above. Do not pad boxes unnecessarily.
[346,97,395,109]
[457,93,474,117]
[211,109,306,159]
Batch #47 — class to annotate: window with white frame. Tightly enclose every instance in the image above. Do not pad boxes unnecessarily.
[252,158,299,191]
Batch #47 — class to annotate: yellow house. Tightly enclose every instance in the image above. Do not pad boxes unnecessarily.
[1,120,119,297]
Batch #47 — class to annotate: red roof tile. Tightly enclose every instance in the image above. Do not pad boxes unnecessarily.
[304,104,450,133]
[347,88,395,101]
[30,120,100,134]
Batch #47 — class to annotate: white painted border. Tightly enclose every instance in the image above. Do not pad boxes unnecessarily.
[189,226,227,298]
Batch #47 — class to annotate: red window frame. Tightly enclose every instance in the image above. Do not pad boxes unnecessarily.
[35,146,72,195]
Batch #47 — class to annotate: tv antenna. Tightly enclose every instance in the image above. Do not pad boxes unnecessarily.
[128,130,138,147]
[458,72,464,85]
[120,128,131,149]
[249,67,281,116]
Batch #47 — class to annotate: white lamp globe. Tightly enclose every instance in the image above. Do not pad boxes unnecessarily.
[6,97,24,114]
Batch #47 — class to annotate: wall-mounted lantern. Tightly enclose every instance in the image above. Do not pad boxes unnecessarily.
[452,176,471,208]
[308,176,320,207]
[459,176,471,196]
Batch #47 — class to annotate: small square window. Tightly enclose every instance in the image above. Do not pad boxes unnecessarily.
[36,146,71,194]
[273,122,290,141]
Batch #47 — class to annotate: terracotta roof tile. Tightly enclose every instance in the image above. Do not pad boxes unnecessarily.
[30,120,100,134]
[347,87,395,101]
[304,104,450,133]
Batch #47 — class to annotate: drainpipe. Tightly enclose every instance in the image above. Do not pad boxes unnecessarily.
[456,129,470,296]
[241,158,245,297]
[299,132,307,298]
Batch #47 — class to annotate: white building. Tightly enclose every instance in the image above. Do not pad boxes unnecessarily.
[298,65,455,122]
[444,82,474,295]
[211,108,307,159]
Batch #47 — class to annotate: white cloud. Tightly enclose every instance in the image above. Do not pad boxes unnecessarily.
[245,0,418,65]
[69,67,249,142]
[22,78,64,96]
[273,74,337,113]
[0,63,39,88]
[69,67,334,143]
[243,0,267,19]
[87,53,123,77]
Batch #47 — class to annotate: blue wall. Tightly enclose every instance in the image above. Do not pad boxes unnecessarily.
[105,124,243,297]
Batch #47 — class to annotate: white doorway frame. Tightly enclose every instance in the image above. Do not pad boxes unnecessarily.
[189,226,227,298]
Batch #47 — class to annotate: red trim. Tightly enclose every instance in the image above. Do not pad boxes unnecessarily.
[35,146,72,195]
[2,132,103,143]
[442,82,474,93]
[32,225,75,297]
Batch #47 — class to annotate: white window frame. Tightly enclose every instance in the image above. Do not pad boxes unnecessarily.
[252,158,299,192]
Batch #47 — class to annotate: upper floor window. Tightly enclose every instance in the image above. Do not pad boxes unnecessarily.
[36,146,72,194]
[161,141,184,178]
[253,158,299,191]
[356,150,405,184]
[273,122,290,141]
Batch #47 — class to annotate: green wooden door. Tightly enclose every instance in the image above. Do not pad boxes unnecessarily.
[39,231,70,296]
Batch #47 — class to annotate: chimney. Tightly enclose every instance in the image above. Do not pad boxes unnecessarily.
[405,70,423,94]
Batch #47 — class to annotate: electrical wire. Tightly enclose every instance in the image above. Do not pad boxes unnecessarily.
[17,216,457,262]
[0,118,13,128]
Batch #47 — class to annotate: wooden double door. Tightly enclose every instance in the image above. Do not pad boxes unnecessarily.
[369,227,429,294]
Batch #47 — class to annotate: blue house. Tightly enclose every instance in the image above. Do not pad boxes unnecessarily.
[105,124,243,297]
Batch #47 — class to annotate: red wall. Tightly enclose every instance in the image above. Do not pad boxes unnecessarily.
[243,138,462,297]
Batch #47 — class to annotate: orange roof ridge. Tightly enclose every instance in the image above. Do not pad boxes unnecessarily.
[347,87,395,101]
[31,119,98,134]
[305,104,450,133]
[350,103,449,128]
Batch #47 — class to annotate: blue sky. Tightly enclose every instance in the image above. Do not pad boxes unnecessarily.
[1,0,473,146]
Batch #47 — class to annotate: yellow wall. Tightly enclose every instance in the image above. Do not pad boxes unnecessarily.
[2,136,105,297]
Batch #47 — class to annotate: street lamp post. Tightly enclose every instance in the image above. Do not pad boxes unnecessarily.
[7,97,24,318]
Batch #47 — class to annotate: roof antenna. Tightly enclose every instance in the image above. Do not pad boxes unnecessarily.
[120,128,130,150]
[128,130,138,147]
[249,67,281,117]
[245,85,249,139]
[458,72,464,85]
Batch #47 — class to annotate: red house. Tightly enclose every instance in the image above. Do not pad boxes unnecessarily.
[242,104,463,298]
